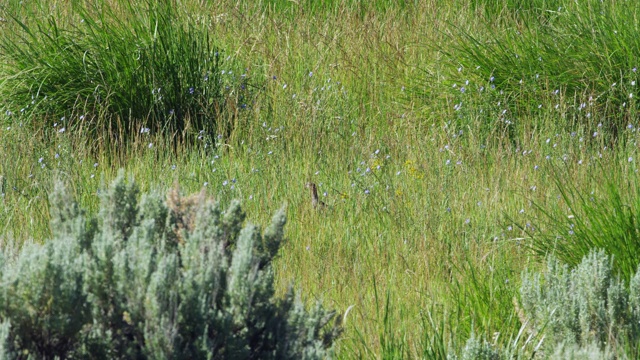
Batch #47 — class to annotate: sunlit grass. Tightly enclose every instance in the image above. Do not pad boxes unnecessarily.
[1,0,640,357]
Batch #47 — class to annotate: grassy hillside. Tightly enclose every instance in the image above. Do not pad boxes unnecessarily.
[1,0,640,357]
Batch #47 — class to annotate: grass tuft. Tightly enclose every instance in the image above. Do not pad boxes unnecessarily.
[451,0,640,136]
[0,0,243,141]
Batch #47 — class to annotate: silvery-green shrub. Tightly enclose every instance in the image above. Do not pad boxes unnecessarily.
[0,172,340,359]
[548,341,613,360]
[459,334,502,360]
[520,249,640,357]
[445,332,510,360]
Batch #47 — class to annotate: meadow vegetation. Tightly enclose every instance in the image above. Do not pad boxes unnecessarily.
[1,0,640,357]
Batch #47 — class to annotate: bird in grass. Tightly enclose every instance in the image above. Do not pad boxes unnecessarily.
[305,182,327,209]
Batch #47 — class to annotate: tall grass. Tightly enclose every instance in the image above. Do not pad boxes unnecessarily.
[261,0,415,16]
[452,0,640,136]
[469,0,563,21]
[0,0,241,141]
[525,156,640,281]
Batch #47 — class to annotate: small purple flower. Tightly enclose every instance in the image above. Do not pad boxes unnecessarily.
[364,189,370,195]
[189,87,195,94]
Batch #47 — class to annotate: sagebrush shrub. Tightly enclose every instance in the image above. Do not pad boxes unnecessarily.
[0,172,340,359]
[520,249,640,357]
[459,334,502,360]
[447,250,640,359]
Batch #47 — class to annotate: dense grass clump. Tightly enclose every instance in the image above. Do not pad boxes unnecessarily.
[525,160,640,281]
[453,0,640,135]
[0,0,240,140]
